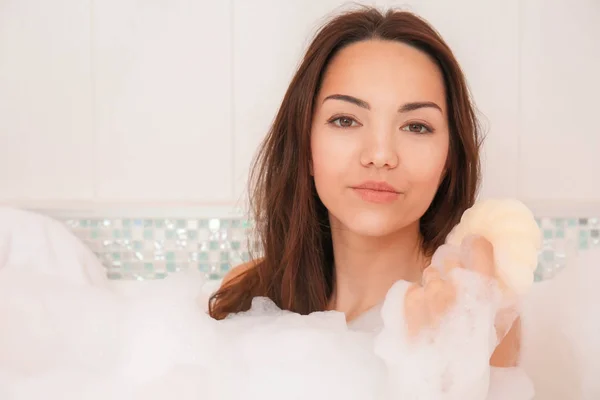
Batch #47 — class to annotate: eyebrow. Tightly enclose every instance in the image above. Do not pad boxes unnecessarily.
[322,94,443,114]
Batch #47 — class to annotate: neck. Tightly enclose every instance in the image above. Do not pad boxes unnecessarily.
[328,219,429,321]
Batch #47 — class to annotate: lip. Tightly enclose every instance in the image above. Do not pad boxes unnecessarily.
[353,181,399,192]
[351,181,401,204]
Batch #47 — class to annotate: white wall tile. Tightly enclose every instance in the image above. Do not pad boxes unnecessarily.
[0,0,94,200]
[93,0,233,202]
[519,0,600,202]
[2,0,597,211]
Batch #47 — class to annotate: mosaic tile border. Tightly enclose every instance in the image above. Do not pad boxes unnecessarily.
[61,217,253,280]
[56,216,600,281]
[534,217,599,281]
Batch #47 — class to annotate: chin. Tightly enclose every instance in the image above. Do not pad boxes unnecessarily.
[338,210,407,238]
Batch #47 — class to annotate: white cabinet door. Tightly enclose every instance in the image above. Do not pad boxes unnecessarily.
[232,0,388,203]
[93,0,233,202]
[0,0,94,201]
[519,0,600,206]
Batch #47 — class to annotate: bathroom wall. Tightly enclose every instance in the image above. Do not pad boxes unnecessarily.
[0,0,598,279]
[1,0,599,216]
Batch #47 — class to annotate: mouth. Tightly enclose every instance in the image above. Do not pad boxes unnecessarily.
[351,181,401,204]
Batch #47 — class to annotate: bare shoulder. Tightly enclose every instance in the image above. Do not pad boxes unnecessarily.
[221,259,260,287]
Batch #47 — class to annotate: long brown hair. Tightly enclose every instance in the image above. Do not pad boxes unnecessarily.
[209,7,482,319]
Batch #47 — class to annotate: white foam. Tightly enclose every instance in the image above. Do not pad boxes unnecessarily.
[2,250,599,399]
[0,269,124,376]
[520,248,600,400]
[374,268,500,399]
[0,260,540,400]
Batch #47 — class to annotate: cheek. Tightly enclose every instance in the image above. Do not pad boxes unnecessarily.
[403,137,449,188]
[311,129,359,214]
[311,129,353,182]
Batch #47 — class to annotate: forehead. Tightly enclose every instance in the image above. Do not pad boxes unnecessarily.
[317,39,446,109]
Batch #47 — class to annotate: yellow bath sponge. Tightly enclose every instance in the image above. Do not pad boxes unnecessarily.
[445,199,542,295]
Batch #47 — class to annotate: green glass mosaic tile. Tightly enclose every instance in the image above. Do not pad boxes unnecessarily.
[58,215,599,282]
[542,250,554,262]
[199,263,210,273]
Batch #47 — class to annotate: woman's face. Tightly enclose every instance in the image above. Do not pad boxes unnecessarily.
[311,39,450,237]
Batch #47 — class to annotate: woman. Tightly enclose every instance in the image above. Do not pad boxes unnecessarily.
[210,7,519,367]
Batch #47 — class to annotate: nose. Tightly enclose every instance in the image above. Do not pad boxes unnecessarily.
[359,126,399,169]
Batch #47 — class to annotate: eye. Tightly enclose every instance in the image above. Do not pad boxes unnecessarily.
[401,123,432,134]
[329,116,360,128]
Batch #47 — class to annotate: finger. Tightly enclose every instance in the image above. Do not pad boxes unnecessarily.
[442,255,463,275]
[461,235,495,277]
[422,268,455,311]
[404,284,425,312]
[404,284,429,338]
[431,244,463,277]
[423,275,445,294]
[424,280,456,328]
[421,266,441,286]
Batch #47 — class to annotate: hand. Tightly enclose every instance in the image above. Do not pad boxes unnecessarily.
[404,236,496,338]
